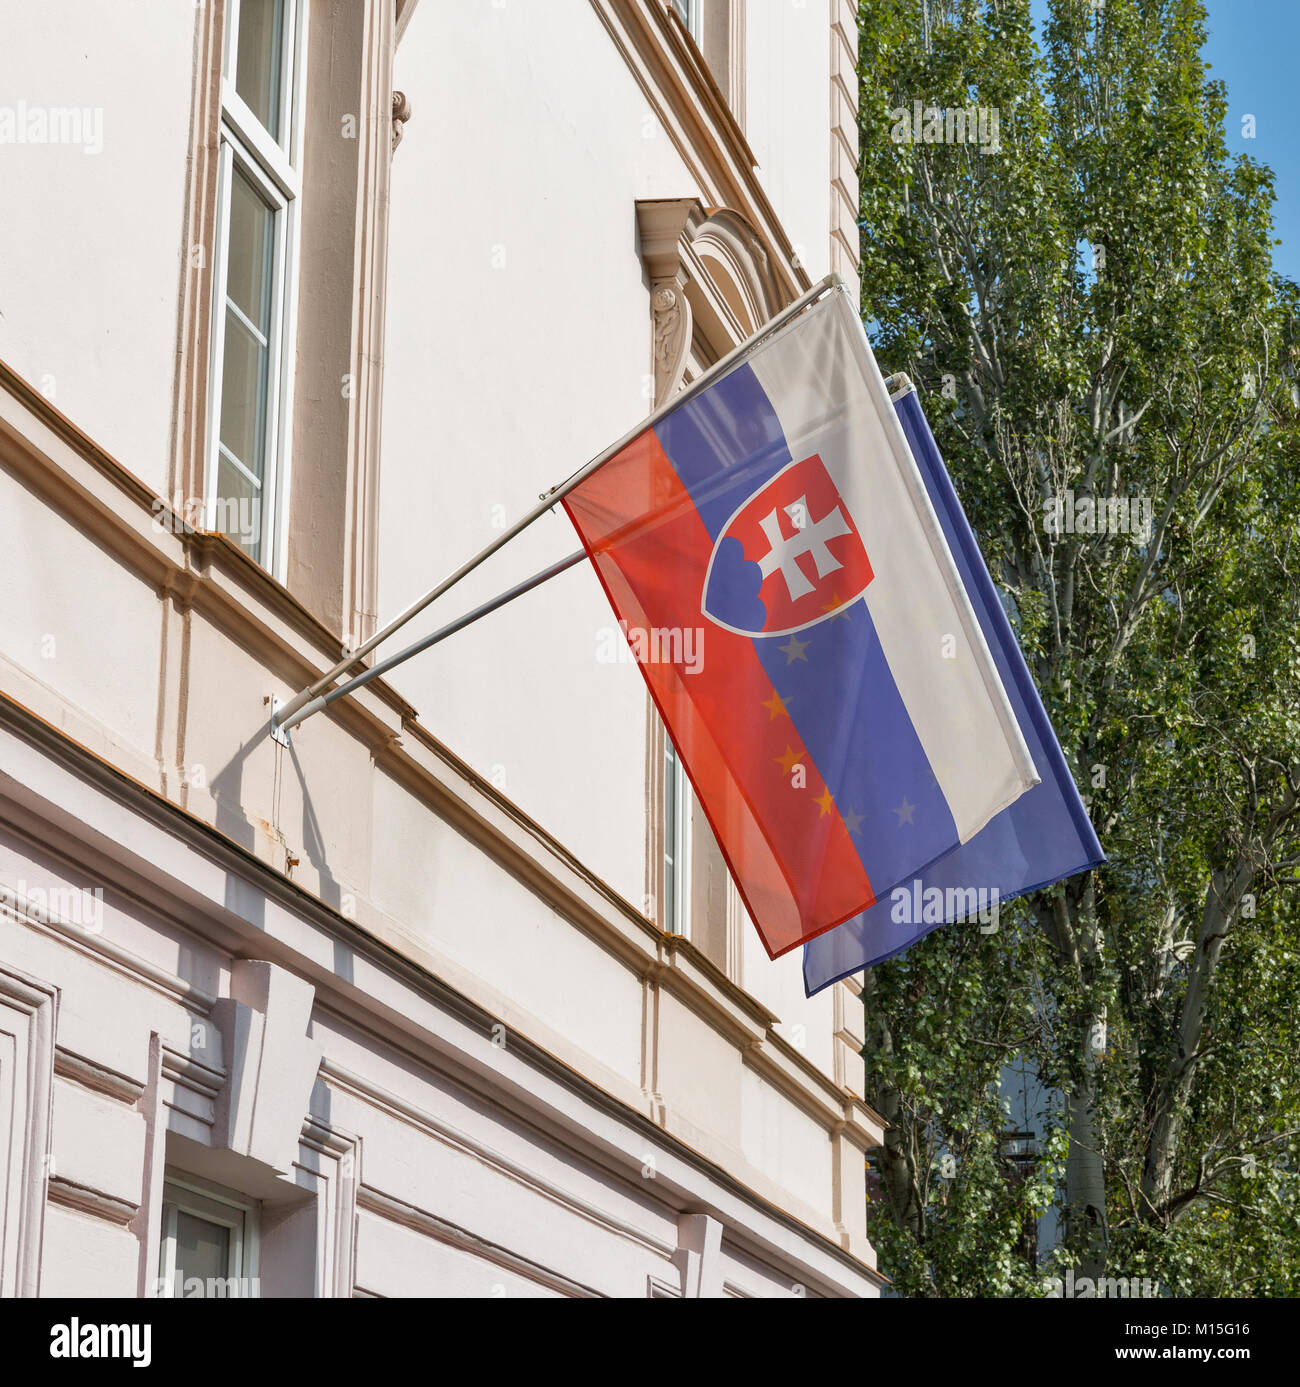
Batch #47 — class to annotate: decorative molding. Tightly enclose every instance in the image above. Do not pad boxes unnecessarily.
[0,964,57,1297]
[160,1043,226,1105]
[696,0,745,128]
[133,1033,168,1298]
[726,0,746,127]
[674,1211,723,1296]
[0,874,217,1014]
[212,960,323,1174]
[46,1176,137,1227]
[168,0,226,510]
[0,357,420,740]
[53,1048,145,1106]
[341,0,398,651]
[829,0,861,286]
[0,689,884,1289]
[357,1184,602,1297]
[299,1112,360,1296]
[390,89,411,151]
[651,284,692,406]
[636,197,788,407]
[394,0,420,45]
[324,1060,676,1262]
[590,0,808,302]
[831,1108,875,1264]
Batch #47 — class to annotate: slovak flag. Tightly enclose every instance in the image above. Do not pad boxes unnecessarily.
[801,384,1105,992]
[563,287,1064,959]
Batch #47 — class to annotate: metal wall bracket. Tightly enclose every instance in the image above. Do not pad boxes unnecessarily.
[270,696,292,748]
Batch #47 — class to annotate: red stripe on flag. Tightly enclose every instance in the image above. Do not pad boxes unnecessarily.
[564,429,875,958]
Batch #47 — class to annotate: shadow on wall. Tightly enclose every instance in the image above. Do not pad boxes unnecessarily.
[206,710,355,987]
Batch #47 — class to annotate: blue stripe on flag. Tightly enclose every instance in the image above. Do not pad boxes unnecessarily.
[801,390,1106,995]
[654,367,959,895]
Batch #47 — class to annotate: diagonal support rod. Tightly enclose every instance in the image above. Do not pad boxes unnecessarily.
[275,548,585,735]
[271,271,842,740]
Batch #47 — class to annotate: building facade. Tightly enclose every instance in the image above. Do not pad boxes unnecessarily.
[0,0,882,1297]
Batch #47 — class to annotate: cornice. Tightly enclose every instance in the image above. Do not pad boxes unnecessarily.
[0,693,883,1288]
[0,357,419,736]
[355,1185,604,1297]
[590,0,810,304]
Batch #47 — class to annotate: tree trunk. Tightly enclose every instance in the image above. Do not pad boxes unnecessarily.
[1065,1063,1108,1279]
[1141,863,1251,1220]
[861,970,922,1243]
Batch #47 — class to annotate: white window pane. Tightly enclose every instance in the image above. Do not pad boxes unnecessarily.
[664,746,677,931]
[174,1211,231,1287]
[226,168,274,330]
[663,744,691,936]
[235,0,285,139]
[216,454,263,557]
[220,310,269,475]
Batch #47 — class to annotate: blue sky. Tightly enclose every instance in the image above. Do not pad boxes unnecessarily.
[1202,0,1298,284]
[1029,0,1298,285]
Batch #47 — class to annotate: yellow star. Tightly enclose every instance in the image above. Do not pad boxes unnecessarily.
[761,689,791,720]
[815,786,836,817]
[821,592,853,620]
[775,744,803,776]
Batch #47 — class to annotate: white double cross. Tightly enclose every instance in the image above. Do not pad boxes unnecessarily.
[756,495,851,602]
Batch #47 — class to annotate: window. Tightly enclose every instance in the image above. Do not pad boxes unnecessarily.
[157,1176,260,1298]
[671,0,701,42]
[207,0,305,571]
[663,741,693,936]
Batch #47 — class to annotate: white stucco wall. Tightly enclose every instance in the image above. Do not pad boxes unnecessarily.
[0,0,195,494]
[745,0,833,281]
[380,0,706,908]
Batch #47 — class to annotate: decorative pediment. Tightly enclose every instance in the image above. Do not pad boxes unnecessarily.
[636,197,790,405]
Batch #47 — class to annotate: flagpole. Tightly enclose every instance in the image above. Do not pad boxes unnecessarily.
[271,272,842,739]
[276,549,587,733]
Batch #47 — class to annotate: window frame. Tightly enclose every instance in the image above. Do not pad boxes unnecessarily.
[663,740,693,937]
[205,0,307,578]
[157,1174,261,1298]
[671,0,702,43]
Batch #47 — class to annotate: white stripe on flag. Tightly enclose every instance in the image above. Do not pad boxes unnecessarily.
[748,290,1039,842]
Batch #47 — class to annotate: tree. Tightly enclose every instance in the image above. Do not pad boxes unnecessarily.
[856,0,1300,1294]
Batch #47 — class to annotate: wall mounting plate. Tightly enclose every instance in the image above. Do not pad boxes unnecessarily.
[270,696,291,747]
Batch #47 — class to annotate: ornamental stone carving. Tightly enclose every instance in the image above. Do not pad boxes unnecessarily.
[391,90,411,152]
